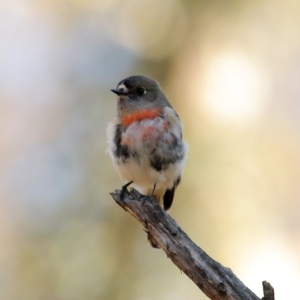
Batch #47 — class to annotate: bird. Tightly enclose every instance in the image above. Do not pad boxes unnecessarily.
[107,75,188,247]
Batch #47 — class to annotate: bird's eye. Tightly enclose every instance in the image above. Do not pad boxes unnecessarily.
[136,87,145,95]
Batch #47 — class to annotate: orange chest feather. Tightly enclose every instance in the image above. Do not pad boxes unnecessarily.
[122,109,162,126]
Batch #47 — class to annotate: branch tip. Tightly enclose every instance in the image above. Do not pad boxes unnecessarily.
[109,188,272,300]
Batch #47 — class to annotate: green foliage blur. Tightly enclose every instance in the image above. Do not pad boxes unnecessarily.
[1,1,300,299]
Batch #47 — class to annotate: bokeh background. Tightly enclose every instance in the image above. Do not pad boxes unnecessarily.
[1,1,300,299]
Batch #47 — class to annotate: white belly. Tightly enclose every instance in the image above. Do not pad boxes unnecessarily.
[113,155,184,197]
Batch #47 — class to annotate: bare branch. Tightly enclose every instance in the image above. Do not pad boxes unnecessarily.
[262,281,275,300]
[110,188,274,300]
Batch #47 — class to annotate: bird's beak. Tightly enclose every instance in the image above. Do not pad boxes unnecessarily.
[111,89,127,96]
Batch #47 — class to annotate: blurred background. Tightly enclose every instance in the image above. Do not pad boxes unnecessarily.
[1,0,300,299]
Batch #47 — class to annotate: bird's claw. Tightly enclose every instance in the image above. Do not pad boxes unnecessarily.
[120,181,133,200]
[138,195,148,206]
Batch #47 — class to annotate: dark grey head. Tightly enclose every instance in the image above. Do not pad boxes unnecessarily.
[111,75,171,117]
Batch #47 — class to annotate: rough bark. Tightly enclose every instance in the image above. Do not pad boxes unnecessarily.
[110,188,275,300]
[262,281,275,300]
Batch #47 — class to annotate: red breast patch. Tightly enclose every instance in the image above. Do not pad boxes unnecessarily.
[122,108,162,126]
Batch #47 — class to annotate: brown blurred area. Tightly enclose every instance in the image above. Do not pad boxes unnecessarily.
[1,1,300,299]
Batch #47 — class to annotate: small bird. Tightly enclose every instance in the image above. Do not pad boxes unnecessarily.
[107,75,188,247]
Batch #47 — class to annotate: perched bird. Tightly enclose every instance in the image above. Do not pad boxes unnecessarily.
[107,75,188,247]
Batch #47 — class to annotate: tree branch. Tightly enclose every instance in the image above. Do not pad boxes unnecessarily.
[110,188,275,300]
[262,281,275,300]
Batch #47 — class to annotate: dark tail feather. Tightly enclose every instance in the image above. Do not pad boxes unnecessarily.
[163,187,176,211]
[163,176,181,211]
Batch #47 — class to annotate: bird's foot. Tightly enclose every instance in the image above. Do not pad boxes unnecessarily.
[120,181,133,200]
[139,194,148,206]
